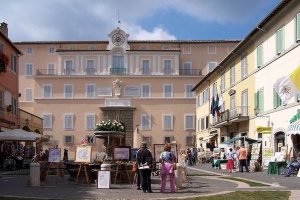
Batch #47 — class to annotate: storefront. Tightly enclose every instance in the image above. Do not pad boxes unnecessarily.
[287,120,300,157]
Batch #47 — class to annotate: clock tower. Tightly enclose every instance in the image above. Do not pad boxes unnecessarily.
[107,27,130,51]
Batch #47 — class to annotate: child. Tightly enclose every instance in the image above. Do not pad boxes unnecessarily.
[226,148,234,173]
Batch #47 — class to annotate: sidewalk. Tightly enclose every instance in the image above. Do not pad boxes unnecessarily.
[0,163,298,199]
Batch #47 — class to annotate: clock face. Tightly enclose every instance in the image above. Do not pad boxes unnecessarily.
[112,33,125,46]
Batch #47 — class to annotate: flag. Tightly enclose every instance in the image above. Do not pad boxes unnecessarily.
[214,94,220,117]
[210,96,215,117]
[274,66,300,102]
[218,89,224,108]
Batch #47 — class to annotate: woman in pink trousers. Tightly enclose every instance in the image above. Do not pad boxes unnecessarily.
[159,143,176,193]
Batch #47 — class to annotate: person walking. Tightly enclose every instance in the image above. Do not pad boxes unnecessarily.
[187,148,192,166]
[137,142,153,193]
[159,143,176,193]
[235,146,240,172]
[226,148,234,173]
[238,146,249,173]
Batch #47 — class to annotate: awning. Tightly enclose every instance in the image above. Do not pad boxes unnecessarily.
[288,120,300,135]
[201,134,217,141]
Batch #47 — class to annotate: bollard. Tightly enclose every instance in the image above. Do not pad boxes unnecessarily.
[30,162,40,187]
[174,163,183,188]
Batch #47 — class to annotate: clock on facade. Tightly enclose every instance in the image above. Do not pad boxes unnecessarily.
[112,33,125,46]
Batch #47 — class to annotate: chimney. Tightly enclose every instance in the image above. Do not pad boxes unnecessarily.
[0,22,8,37]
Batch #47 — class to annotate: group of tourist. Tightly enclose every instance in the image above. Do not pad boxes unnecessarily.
[135,142,176,193]
[225,146,249,173]
[181,148,198,166]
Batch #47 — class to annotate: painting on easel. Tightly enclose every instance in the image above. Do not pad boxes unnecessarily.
[48,148,61,163]
[75,146,92,163]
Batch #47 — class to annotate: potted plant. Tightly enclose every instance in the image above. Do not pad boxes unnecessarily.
[0,51,9,75]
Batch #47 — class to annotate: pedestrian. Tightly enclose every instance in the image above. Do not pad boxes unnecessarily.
[133,144,142,190]
[63,148,68,162]
[235,146,240,172]
[226,148,234,173]
[238,146,249,173]
[187,148,192,166]
[159,143,176,193]
[136,142,153,193]
[285,153,300,177]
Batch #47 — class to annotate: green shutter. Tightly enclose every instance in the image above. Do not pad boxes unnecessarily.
[257,44,263,67]
[297,93,300,101]
[258,90,264,113]
[296,13,300,42]
[273,88,278,108]
[276,28,283,54]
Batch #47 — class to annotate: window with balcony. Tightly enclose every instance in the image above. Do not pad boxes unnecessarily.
[163,114,173,130]
[43,84,52,98]
[47,63,55,75]
[64,114,73,130]
[112,51,124,74]
[43,114,52,129]
[141,84,151,98]
[183,62,192,75]
[241,90,248,115]
[185,84,194,98]
[256,43,263,68]
[86,60,95,75]
[64,84,73,98]
[86,84,95,98]
[86,114,95,130]
[163,84,173,98]
[276,26,284,55]
[25,89,33,102]
[65,60,73,75]
[141,114,151,130]
[164,60,172,75]
[142,60,150,75]
[25,63,33,76]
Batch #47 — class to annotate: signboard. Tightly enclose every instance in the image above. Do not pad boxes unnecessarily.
[48,148,61,163]
[97,171,111,189]
[256,126,272,134]
[153,144,178,163]
[74,146,92,163]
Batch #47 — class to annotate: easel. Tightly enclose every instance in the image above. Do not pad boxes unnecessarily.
[43,162,61,185]
[76,163,90,186]
[114,162,130,184]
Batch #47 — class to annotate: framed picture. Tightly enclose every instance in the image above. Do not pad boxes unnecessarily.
[263,159,271,167]
[263,148,273,157]
[97,171,111,189]
[153,144,178,163]
[48,148,61,163]
[113,146,131,161]
[74,146,92,163]
[130,148,139,161]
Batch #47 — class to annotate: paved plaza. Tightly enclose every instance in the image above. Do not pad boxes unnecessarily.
[0,163,299,199]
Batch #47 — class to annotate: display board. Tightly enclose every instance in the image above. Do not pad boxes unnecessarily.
[250,143,261,161]
[74,146,92,163]
[130,148,139,161]
[153,144,178,163]
[48,148,61,163]
[113,146,131,161]
[97,171,111,189]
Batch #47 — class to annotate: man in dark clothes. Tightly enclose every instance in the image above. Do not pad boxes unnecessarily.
[136,142,153,193]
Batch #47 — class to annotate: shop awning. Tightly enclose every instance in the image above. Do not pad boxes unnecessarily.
[288,120,300,135]
[201,134,217,141]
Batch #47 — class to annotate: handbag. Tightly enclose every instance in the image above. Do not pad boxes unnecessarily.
[172,163,177,171]
[132,163,138,172]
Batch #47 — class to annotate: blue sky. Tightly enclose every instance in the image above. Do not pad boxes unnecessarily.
[0,0,282,41]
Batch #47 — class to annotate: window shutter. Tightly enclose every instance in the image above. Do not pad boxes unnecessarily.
[296,13,300,42]
[276,28,283,54]
[257,44,263,67]
[273,88,278,108]
[297,93,300,101]
[258,90,264,112]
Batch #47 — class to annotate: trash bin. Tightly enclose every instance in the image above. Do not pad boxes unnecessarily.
[30,162,40,187]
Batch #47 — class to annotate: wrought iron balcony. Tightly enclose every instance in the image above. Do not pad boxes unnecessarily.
[86,68,95,75]
[142,68,151,75]
[163,68,172,75]
[110,68,127,75]
[212,110,231,128]
[179,69,203,75]
[229,106,249,122]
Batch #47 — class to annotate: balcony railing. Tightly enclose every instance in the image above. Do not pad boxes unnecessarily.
[110,68,126,75]
[229,106,249,119]
[213,110,230,124]
[35,68,203,76]
[179,69,203,75]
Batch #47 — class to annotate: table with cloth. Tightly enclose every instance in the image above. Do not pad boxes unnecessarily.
[212,159,228,169]
[267,161,287,175]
